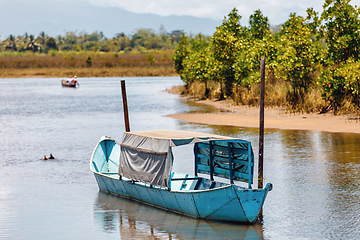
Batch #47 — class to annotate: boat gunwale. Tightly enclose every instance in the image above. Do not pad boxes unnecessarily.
[92,171,269,195]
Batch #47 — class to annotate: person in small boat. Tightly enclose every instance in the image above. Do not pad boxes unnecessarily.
[72,76,77,84]
[68,76,72,83]
[49,153,55,159]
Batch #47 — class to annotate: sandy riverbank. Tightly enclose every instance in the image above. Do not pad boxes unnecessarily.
[167,97,360,134]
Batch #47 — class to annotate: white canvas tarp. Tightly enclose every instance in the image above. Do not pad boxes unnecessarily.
[118,130,233,189]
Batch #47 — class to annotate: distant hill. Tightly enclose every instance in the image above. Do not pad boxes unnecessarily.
[0,1,222,38]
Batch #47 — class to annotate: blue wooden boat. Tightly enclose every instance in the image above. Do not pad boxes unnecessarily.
[90,130,272,223]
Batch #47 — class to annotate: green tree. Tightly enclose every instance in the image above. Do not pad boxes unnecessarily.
[307,0,360,112]
[320,59,360,112]
[234,34,278,88]
[308,0,360,64]
[113,32,130,51]
[234,10,273,88]
[131,29,157,49]
[249,9,270,40]
[45,37,57,52]
[211,8,246,98]
[23,34,40,52]
[181,39,213,98]
[172,34,190,79]
[276,13,317,105]
[3,35,17,51]
[64,32,77,47]
[169,30,185,44]
[36,31,46,52]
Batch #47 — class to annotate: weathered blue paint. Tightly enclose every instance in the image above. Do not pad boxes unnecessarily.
[194,140,254,186]
[90,136,272,224]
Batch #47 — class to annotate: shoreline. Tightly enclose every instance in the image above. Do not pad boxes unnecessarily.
[167,98,360,134]
[0,67,176,79]
[4,75,359,133]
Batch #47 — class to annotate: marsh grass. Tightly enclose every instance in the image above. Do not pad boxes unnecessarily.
[233,80,294,108]
[181,80,223,100]
[0,51,176,78]
[0,67,177,78]
[181,79,330,113]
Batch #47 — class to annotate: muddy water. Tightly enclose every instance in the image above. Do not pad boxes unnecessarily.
[0,77,359,239]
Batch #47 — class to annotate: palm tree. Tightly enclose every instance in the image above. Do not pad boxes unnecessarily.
[4,35,17,51]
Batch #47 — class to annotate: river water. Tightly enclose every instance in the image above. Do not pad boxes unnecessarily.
[0,77,359,240]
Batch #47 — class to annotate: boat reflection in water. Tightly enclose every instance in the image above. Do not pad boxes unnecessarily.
[94,191,264,239]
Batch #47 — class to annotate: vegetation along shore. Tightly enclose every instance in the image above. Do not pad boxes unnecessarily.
[173,1,360,116]
[0,51,177,78]
[1,0,360,119]
[0,29,183,78]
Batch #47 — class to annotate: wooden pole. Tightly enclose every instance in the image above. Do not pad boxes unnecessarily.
[121,80,130,132]
[258,57,265,189]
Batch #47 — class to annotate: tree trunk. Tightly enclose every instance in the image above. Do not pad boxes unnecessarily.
[204,81,210,99]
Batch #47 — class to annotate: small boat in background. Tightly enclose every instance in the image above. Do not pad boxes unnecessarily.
[61,76,79,87]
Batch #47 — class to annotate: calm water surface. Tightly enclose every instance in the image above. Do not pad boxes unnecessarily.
[0,77,359,239]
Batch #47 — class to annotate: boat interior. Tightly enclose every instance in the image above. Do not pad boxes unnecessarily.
[96,169,245,192]
[91,138,251,192]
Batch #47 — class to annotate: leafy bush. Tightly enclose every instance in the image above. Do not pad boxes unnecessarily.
[320,59,360,112]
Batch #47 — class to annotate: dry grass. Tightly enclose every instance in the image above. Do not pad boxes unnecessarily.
[181,80,222,100]
[0,53,173,68]
[0,67,177,78]
[0,53,176,78]
[177,79,329,113]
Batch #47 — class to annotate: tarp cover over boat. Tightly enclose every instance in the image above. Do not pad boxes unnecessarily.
[118,130,233,189]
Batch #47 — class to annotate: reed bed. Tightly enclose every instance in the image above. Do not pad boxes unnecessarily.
[0,52,176,78]
[180,80,330,114]
[0,67,177,78]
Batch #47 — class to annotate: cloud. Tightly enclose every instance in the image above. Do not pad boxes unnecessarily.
[85,0,330,25]
[13,0,360,25]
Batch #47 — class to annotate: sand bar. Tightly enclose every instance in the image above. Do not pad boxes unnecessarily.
[167,99,360,133]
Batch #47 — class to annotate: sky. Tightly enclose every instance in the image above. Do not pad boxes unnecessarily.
[3,0,360,25]
[85,0,360,25]
[1,0,360,38]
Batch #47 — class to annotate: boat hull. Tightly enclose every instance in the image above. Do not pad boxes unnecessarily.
[61,79,77,87]
[93,171,271,223]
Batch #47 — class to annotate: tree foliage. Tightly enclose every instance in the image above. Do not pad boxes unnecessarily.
[176,1,360,113]
[249,9,270,40]
[319,0,360,63]
[307,0,360,111]
[211,8,246,98]
[276,13,316,103]
[234,10,273,88]
[319,59,360,112]
[0,27,184,53]
[172,34,190,78]
[45,37,57,52]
